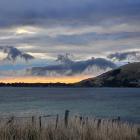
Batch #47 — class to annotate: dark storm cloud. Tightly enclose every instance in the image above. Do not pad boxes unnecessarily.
[0,0,140,27]
[27,54,116,76]
[108,51,140,61]
[0,0,139,59]
[0,46,34,62]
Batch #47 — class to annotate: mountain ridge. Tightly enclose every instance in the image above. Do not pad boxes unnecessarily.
[0,62,139,87]
[76,62,140,87]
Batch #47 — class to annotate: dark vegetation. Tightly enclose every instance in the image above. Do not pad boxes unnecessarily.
[0,82,73,87]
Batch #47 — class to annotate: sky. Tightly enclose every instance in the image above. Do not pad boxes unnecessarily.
[0,0,140,83]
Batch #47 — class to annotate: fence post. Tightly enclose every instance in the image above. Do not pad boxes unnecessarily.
[137,128,140,136]
[32,116,35,126]
[97,119,101,129]
[55,114,59,129]
[39,116,42,130]
[79,116,83,124]
[117,116,120,121]
[64,110,69,128]
[86,117,88,124]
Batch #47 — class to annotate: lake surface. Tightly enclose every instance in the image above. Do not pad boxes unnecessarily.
[0,87,140,123]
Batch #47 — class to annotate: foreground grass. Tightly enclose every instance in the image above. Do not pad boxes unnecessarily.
[0,117,139,140]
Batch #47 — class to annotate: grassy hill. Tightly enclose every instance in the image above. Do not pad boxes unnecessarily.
[76,62,140,87]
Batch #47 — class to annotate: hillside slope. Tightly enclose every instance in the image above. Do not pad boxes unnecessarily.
[76,62,140,87]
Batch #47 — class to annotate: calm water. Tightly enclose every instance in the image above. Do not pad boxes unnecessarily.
[0,87,140,123]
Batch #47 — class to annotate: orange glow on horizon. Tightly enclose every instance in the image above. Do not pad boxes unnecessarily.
[0,76,90,84]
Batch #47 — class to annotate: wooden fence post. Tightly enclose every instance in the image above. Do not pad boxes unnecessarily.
[55,114,59,129]
[39,116,42,130]
[86,117,88,124]
[64,110,69,127]
[117,116,120,121]
[137,128,140,136]
[97,119,101,128]
[79,116,83,124]
[32,116,35,125]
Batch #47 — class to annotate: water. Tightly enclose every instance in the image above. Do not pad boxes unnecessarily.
[0,87,140,123]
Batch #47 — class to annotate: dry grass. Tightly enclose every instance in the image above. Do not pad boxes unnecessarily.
[0,117,139,140]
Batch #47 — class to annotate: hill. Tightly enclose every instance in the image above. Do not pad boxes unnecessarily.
[76,62,140,87]
[0,62,140,87]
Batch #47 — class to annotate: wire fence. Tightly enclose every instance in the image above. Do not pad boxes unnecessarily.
[0,110,124,130]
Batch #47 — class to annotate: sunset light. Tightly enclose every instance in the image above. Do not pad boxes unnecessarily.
[0,76,90,84]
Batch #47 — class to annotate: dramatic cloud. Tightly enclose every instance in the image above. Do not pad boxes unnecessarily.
[56,53,74,64]
[27,54,116,77]
[0,0,140,28]
[0,0,139,60]
[108,51,140,61]
[0,46,34,62]
[0,0,139,82]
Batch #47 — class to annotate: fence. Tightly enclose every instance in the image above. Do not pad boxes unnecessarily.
[0,110,122,130]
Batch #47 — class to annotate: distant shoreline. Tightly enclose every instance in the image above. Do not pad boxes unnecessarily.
[0,83,139,88]
[0,82,74,87]
[0,82,140,88]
